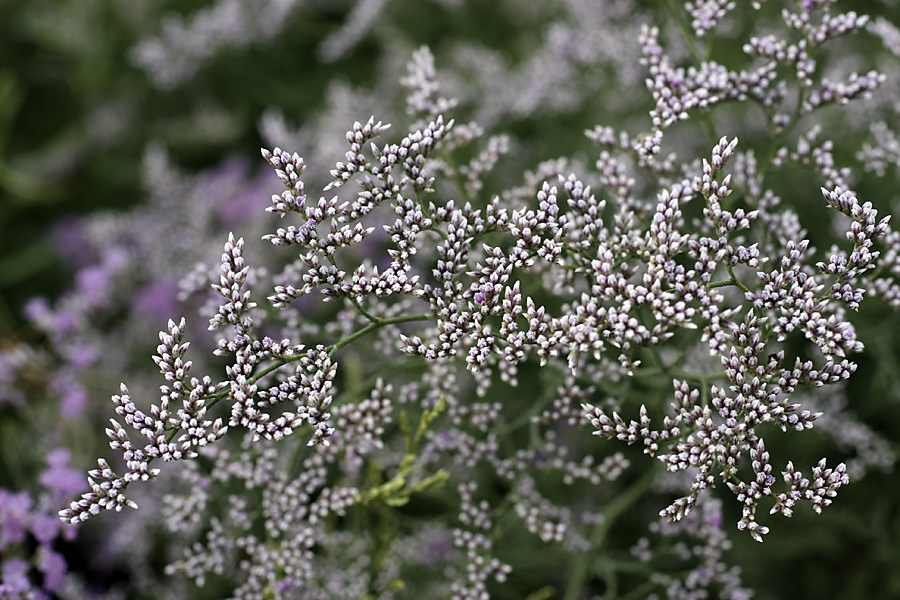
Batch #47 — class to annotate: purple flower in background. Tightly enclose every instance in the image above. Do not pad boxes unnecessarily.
[132,279,181,323]
[0,454,79,597]
[29,514,63,547]
[39,450,86,501]
[75,265,117,311]
[48,372,89,420]
[0,491,31,549]
[51,218,93,267]
[36,548,67,594]
[73,246,130,311]
[210,158,274,226]
[0,558,31,595]
[220,185,264,226]
[24,297,77,336]
[64,345,99,371]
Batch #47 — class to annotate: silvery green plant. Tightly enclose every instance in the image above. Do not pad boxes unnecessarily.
[4,1,900,598]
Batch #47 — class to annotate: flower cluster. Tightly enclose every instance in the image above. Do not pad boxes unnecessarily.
[4,0,900,598]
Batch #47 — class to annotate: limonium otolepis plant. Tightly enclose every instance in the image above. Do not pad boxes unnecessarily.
[51,2,900,598]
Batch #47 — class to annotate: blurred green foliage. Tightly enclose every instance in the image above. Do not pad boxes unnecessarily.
[0,0,373,333]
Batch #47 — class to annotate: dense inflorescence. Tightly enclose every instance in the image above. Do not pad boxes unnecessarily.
[4,1,900,599]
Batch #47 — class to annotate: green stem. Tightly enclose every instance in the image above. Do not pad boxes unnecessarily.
[708,264,751,294]
[350,296,381,323]
[562,466,659,600]
[725,264,751,294]
[331,312,433,356]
